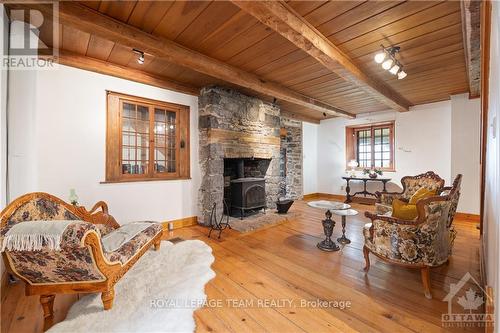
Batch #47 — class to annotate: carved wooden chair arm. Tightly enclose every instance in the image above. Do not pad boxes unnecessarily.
[75,202,120,229]
[88,201,109,215]
[364,211,420,226]
[438,186,453,195]
[83,231,123,271]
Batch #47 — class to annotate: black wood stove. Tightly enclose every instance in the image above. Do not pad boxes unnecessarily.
[224,158,267,219]
[230,177,266,218]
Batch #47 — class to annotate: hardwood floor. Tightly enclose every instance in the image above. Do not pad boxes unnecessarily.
[1,197,482,333]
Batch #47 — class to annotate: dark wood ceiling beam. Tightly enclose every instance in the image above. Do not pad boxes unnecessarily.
[460,0,481,98]
[50,50,199,96]
[232,0,412,112]
[17,2,354,119]
[281,111,320,124]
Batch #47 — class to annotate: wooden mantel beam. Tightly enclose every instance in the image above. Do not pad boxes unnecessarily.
[232,1,412,112]
[17,2,354,119]
[460,0,481,98]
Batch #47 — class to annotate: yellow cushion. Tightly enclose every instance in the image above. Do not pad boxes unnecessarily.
[392,199,418,220]
[409,188,436,205]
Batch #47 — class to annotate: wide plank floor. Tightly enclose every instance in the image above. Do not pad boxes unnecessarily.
[1,197,482,333]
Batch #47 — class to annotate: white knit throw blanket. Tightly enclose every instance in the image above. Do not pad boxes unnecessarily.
[1,220,75,252]
[101,221,155,253]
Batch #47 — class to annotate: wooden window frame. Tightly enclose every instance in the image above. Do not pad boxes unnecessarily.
[105,91,190,183]
[345,121,395,172]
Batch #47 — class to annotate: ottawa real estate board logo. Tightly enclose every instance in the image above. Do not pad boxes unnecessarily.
[3,2,59,70]
[442,272,494,328]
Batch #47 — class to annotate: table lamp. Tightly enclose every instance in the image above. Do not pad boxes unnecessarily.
[347,160,358,177]
[69,188,79,206]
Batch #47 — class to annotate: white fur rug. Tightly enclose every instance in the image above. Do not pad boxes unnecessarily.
[49,240,215,333]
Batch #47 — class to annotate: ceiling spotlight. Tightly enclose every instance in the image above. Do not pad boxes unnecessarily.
[374,51,386,64]
[382,58,393,70]
[137,53,145,65]
[133,48,145,65]
[389,64,400,75]
[397,70,407,80]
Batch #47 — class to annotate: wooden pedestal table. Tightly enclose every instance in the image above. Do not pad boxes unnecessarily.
[331,209,358,244]
[307,200,350,252]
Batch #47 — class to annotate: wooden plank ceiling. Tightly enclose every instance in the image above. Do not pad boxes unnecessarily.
[36,0,469,122]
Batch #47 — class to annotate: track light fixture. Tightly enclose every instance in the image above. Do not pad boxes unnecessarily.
[133,48,145,65]
[374,45,407,80]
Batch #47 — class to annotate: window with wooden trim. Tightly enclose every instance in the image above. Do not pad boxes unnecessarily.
[106,91,190,182]
[345,122,395,171]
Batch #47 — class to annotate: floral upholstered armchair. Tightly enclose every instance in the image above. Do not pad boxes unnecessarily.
[0,192,163,331]
[363,174,462,299]
[375,171,445,215]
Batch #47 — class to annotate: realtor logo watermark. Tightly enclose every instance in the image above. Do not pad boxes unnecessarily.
[150,298,352,310]
[3,2,59,70]
[442,272,494,328]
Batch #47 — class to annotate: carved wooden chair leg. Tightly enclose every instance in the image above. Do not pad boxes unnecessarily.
[421,266,432,299]
[154,239,161,251]
[363,246,371,272]
[101,287,115,310]
[40,294,55,331]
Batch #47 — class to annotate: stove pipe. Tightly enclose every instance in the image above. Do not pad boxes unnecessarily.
[236,159,244,179]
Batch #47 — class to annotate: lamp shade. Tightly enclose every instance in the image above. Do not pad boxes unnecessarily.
[382,59,393,70]
[374,52,386,63]
[348,160,359,169]
[397,70,407,80]
[69,189,78,205]
[389,64,400,75]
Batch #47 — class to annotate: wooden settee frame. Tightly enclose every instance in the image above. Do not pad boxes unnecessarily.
[1,192,163,331]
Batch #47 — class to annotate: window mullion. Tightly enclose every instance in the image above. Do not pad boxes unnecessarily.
[176,109,181,176]
[149,105,154,177]
[371,127,375,168]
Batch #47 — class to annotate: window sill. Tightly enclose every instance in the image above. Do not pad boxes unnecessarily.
[100,177,192,184]
[344,168,396,173]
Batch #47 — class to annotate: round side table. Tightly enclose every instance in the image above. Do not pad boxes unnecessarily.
[331,209,358,244]
[307,200,350,252]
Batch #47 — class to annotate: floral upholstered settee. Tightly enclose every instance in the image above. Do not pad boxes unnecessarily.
[374,171,445,215]
[0,192,163,331]
[363,174,462,299]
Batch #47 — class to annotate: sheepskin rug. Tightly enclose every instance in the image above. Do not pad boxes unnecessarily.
[49,240,215,333]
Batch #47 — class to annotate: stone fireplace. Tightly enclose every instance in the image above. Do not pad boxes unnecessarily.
[198,86,302,225]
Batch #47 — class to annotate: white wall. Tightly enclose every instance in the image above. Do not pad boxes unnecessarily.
[302,122,318,194]
[451,94,481,214]
[1,5,8,207]
[317,100,452,195]
[0,3,7,282]
[8,65,38,201]
[484,0,500,326]
[8,64,200,224]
